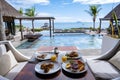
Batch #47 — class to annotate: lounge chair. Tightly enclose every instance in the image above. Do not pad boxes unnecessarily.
[0,41,30,80]
[87,36,120,80]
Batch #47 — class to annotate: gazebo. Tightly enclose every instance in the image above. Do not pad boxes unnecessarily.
[15,16,55,40]
[99,3,120,32]
[0,0,55,40]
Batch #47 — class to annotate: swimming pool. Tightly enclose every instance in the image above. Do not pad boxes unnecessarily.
[17,33,102,49]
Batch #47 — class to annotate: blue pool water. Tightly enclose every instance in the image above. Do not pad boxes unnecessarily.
[17,33,102,49]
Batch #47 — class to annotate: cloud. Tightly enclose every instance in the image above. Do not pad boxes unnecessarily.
[73,0,120,4]
[6,0,49,9]
[62,2,72,5]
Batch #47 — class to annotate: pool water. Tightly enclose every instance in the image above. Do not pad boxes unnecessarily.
[17,33,102,49]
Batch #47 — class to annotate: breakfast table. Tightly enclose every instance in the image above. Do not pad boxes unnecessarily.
[14,46,95,80]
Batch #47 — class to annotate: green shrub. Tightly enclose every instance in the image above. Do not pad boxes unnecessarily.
[31,28,44,32]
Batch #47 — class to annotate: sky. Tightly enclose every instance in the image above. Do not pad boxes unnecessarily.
[6,0,120,22]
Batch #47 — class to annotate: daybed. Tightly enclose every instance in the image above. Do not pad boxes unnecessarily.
[0,41,30,80]
[24,33,42,42]
[87,36,120,80]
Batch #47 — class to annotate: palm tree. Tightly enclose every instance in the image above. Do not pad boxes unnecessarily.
[25,7,36,33]
[85,5,102,31]
[0,10,6,41]
[18,8,23,14]
[25,7,36,16]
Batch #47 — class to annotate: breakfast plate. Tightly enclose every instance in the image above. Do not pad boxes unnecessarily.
[65,51,81,59]
[62,60,87,74]
[35,52,53,60]
[35,61,61,74]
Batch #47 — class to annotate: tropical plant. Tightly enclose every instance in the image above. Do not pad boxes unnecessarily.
[18,8,23,14]
[25,7,37,33]
[85,5,102,31]
[25,7,36,17]
[110,11,120,38]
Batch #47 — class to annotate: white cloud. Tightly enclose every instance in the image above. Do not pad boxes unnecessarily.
[73,0,120,4]
[62,2,72,5]
[6,0,49,9]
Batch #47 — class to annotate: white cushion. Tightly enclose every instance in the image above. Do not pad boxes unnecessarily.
[0,44,6,57]
[0,75,9,80]
[0,50,18,76]
[5,62,27,80]
[109,51,120,70]
[87,60,120,79]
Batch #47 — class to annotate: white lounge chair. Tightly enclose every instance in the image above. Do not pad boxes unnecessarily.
[87,36,120,80]
[0,41,30,80]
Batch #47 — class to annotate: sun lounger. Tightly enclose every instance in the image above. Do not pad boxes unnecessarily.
[87,36,120,80]
[24,33,42,42]
[0,41,30,80]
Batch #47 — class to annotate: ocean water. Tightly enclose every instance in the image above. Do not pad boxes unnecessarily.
[15,21,109,29]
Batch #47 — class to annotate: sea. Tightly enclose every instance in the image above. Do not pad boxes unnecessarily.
[15,21,109,29]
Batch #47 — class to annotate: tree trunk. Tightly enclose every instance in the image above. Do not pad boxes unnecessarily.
[0,10,6,41]
[93,17,96,31]
[93,21,95,31]
[32,20,34,33]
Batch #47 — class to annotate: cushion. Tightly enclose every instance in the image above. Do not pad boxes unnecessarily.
[0,50,18,76]
[109,51,120,70]
[5,62,27,80]
[0,75,9,80]
[0,44,7,57]
[87,60,120,80]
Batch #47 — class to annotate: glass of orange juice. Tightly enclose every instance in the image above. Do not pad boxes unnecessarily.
[62,56,67,62]
[51,55,57,62]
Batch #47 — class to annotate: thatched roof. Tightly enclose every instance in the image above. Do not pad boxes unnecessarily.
[0,0,21,17]
[101,3,120,20]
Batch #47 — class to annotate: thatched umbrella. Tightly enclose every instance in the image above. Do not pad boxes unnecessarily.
[0,0,21,41]
[99,4,120,32]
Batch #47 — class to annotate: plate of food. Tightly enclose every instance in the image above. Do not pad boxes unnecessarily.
[35,61,61,74]
[35,52,53,60]
[65,51,81,59]
[62,60,87,74]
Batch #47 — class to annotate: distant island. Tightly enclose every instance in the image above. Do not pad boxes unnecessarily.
[76,21,81,23]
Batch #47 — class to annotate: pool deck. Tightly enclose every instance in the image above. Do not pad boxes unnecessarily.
[37,46,78,51]
[11,32,101,58]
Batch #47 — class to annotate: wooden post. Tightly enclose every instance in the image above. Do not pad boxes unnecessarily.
[32,19,34,33]
[19,19,24,40]
[99,19,102,33]
[0,9,6,40]
[49,19,52,37]
[12,18,16,35]
[52,19,54,33]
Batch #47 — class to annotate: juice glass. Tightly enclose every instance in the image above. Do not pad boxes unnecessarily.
[62,56,67,62]
[51,55,57,62]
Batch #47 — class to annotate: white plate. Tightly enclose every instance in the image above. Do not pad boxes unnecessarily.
[35,61,61,74]
[62,60,87,74]
[35,52,53,60]
[65,52,81,59]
